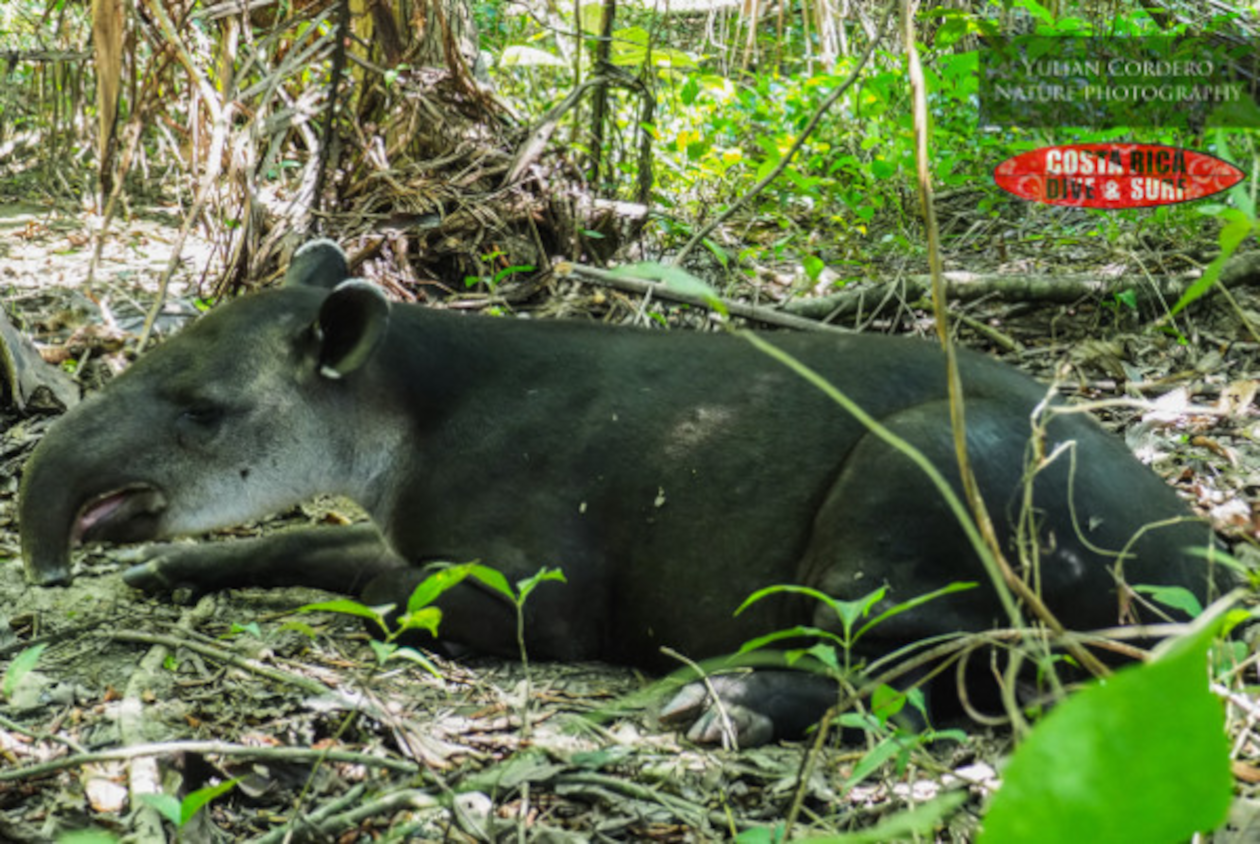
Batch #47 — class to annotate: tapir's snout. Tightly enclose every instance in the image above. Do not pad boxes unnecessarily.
[19,386,170,586]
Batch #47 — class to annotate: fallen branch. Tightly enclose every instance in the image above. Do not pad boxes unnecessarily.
[783,259,1260,320]
[558,262,850,333]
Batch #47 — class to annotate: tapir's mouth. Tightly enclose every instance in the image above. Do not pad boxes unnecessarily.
[73,484,168,545]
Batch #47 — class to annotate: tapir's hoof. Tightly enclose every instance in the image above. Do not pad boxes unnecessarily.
[122,546,217,602]
[659,670,839,748]
[122,560,172,592]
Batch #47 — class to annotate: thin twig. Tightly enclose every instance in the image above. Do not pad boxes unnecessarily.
[0,740,420,783]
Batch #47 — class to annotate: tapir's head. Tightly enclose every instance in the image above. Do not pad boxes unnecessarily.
[20,240,397,585]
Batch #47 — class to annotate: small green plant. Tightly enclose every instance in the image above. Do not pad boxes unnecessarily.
[463,250,536,292]
[221,621,263,640]
[299,561,498,675]
[465,565,567,677]
[735,582,975,676]
[139,778,239,834]
[299,561,566,684]
[1169,130,1258,319]
[2,643,46,700]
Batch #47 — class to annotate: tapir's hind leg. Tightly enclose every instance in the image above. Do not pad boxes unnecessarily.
[665,396,1212,745]
[123,524,406,597]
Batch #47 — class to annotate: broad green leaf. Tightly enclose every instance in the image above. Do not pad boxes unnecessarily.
[870,684,907,724]
[396,606,443,637]
[139,793,183,827]
[3,643,46,699]
[794,642,841,672]
[467,564,513,600]
[299,599,386,625]
[803,255,825,282]
[180,778,239,826]
[407,563,476,613]
[1133,584,1203,619]
[979,624,1231,843]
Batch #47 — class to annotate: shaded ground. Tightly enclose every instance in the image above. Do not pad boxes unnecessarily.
[1,198,1258,841]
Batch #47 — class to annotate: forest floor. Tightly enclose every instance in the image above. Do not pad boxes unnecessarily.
[1,196,1259,842]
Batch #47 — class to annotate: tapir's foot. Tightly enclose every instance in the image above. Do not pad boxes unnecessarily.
[123,525,406,598]
[659,670,838,748]
[123,543,237,601]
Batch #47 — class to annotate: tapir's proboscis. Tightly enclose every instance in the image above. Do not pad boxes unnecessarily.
[20,240,1223,745]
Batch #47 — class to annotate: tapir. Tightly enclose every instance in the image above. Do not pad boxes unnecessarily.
[19,240,1220,744]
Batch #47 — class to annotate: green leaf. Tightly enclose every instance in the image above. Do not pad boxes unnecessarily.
[734,824,786,844]
[299,599,387,627]
[407,564,475,614]
[870,684,906,724]
[384,645,443,677]
[737,625,846,655]
[833,587,887,632]
[579,2,604,35]
[396,606,443,637]
[368,640,397,665]
[1170,207,1252,317]
[856,581,977,642]
[1133,584,1203,619]
[1215,130,1254,219]
[797,642,841,672]
[516,566,567,604]
[610,263,727,315]
[180,778,238,826]
[844,734,907,790]
[139,793,183,827]
[979,624,1232,843]
[803,255,825,282]
[278,620,318,638]
[734,583,839,616]
[467,564,514,601]
[3,643,46,699]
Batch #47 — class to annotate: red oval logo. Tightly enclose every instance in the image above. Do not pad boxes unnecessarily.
[993,144,1245,208]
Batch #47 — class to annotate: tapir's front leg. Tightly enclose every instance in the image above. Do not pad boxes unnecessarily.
[123,524,406,598]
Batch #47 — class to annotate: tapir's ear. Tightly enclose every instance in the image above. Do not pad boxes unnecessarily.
[285,239,350,290]
[313,280,390,379]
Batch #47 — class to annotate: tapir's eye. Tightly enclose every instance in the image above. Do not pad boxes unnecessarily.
[175,404,226,447]
[180,405,222,426]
